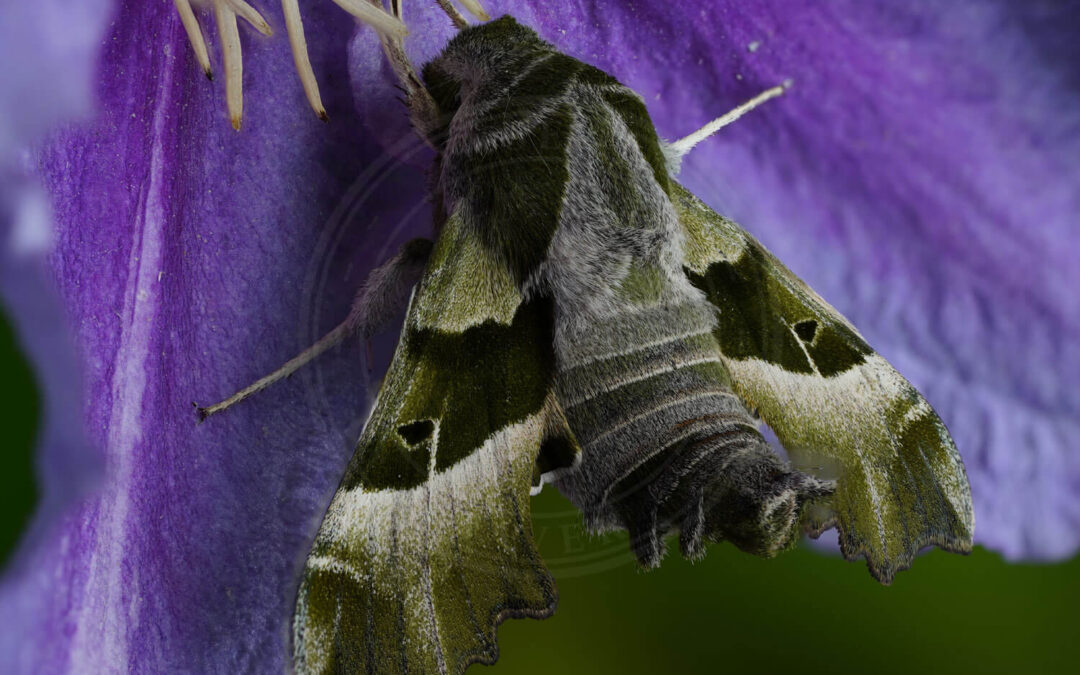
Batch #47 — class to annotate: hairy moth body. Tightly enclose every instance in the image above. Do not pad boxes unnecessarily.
[195,12,974,674]
[425,21,832,565]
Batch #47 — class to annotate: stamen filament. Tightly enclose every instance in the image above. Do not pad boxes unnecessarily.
[282,0,328,120]
[456,0,490,21]
[227,0,274,36]
[331,0,409,37]
[174,0,482,127]
[174,0,213,78]
[213,3,244,130]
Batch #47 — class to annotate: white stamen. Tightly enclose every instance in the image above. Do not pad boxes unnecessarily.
[174,0,478,127]
[213,2,244,130]
[174,0,212,78]
[282,0,328,120]
[331,0,408,37]
[226,0,274,36]
[378,0,407,51]
[669,81,791,158]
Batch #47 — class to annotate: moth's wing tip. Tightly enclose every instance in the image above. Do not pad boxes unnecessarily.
[839,528,975,587]
[801,505,974,586]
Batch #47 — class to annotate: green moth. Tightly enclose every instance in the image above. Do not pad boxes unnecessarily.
[193,5,974,673]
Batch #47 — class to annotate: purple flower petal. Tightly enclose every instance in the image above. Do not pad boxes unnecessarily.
[0,0,111,157]
[4,1,417,670]
[1,1,113,670]
[1,0,1077,671]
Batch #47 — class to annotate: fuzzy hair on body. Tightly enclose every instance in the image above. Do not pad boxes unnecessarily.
[424,18,832,564]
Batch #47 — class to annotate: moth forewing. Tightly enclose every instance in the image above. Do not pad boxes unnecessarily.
[673,183,974,582]
[292,205,567,672]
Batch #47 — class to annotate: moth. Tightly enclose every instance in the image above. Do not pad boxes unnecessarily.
[189,2,974,673]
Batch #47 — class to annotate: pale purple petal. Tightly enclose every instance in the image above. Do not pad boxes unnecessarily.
[0,0,111,157]
[0,1,113,671]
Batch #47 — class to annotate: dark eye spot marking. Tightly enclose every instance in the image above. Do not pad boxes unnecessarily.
[794,319,818,343]
[398,420,435,445]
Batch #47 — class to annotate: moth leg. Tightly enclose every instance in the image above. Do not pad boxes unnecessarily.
[433,0,470,29]
[378,0,491,144]
[666,81,792,169]
[377,1,442,144]
[195,238,432,420]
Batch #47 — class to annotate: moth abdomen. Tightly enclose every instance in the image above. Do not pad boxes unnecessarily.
[613,430,833,564]
[552,302,831,566]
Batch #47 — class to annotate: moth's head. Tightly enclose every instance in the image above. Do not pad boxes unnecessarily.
[422,16,556,123]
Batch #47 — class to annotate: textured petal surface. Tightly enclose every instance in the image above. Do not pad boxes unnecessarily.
[1,0,1077,671]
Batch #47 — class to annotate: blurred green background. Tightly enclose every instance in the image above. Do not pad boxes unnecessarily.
[0,310,39,563]
[497,490,1080,674]
[2,307,1077,673]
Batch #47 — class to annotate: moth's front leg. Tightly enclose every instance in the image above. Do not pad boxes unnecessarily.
[196,238,432,419]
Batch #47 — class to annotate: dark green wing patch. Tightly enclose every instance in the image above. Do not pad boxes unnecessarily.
[600,87,670,193]
[673,182,974,583]
[449,103,573,284]
[348,298,555,490]
[293,213,573,673]
[685,242,872,377]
